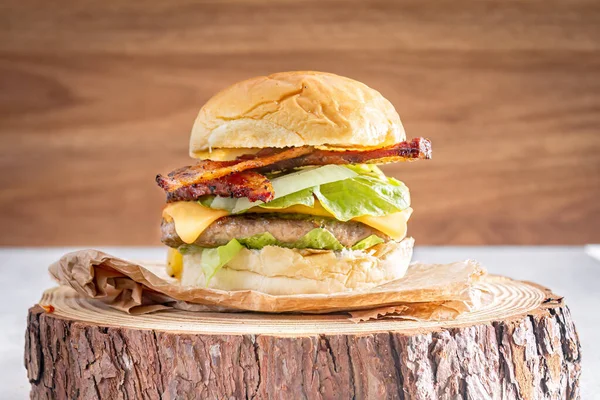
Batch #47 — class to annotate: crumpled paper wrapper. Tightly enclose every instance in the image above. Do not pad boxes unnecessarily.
[49,249,488,321]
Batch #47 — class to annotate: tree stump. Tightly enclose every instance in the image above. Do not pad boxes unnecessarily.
[25,276,581,399]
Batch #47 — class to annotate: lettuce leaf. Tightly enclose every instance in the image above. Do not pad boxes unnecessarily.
[229,165,357,213]
[197,239,243,283]
[258,187,315,209]
[237,229,385,251]
[201,164,410,222]
[236,232,278,249]
[351,235,385,250]
[314,176,410,221]
[238,228,343,251]
[344,164,386,179]
[198,196,216,208]
[293,228,344,251]
[256,165,408,218]
[202,195,237,212]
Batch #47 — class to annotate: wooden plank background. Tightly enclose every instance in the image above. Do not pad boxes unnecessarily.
[1,0,599,246]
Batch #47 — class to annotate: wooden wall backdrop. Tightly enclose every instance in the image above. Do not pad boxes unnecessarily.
[1,1,599,246]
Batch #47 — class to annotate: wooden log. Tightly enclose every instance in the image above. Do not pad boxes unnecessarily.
[25,276,581,399]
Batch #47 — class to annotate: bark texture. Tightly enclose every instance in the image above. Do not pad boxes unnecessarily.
[25,304,580,400]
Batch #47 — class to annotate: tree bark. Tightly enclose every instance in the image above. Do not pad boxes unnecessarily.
[25,282,581,399]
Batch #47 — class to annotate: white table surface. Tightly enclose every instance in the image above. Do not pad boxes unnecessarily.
[1,246,598,399]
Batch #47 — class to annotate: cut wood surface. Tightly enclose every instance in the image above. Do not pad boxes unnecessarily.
[1,1,600,246]
[25,276,581,399]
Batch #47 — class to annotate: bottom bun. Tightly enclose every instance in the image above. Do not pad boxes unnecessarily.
[180,238,414,295]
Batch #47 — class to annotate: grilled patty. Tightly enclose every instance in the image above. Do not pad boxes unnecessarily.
[161,213,389,248]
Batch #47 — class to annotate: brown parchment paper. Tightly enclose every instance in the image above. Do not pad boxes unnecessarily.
[49,249,487,319]
[347,288,493,322]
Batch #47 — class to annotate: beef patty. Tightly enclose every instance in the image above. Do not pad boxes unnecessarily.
[161,213,389,248]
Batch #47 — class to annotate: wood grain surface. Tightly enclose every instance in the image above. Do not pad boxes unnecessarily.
[35,277,550,334]
[25,281,581,398]
[1,1,599,245]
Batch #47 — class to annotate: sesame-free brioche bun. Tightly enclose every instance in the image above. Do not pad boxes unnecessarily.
[180,238,414,295]
[190,71,405,158]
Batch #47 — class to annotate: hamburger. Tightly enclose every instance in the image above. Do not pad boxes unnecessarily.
[156,71,431,295]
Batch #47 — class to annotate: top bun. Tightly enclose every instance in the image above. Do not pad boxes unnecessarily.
[190,71,405,158]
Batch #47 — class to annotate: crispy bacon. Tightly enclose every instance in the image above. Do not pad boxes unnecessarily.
[261,137,431,172]
[156,138,431,195]
[157,170,274,203]
[157,146,313,192]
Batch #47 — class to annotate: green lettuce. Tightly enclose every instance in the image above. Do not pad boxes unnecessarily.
[198,196,215,208]
[293,228,344,250]
[343,164,386,179]
[238,228,343,251]
[254,167,410,221]
[199,164,410,221]
[237,229,384,251]
[258,187,315,209]
[314,175,410,221]
[195,239,244,284]
[229,165,357,213]
[235,232,279,249]
[351,235,385,250]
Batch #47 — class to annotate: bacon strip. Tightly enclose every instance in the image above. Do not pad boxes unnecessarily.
[261,137,431,172]
[157,170,274,203]
[157,146,313,192]
[157,138,431,193]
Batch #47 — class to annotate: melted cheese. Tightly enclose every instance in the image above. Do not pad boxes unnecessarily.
[354,208,412,241]
[190,148,261,160]
[166,247,183,279]
[163,202,228,244]
[164,201,412,244]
